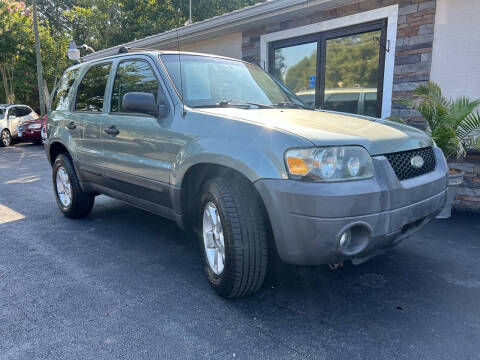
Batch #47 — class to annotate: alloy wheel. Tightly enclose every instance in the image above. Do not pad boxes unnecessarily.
[202,202,225,275]
[1,130,11,146]
[56,166,72,207]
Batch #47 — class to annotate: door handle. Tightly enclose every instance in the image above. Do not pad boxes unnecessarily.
[65,121,76,130]
[103,125,120,136]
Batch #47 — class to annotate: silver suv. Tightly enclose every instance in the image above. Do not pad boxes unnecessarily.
[45,51,448,297]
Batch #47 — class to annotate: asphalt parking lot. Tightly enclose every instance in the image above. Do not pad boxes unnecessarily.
[1,143,479,359]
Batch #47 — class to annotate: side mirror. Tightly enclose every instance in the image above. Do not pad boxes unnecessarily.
[122,92,169,118]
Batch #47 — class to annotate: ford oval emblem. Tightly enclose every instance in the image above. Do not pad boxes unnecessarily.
[410,155,424,168]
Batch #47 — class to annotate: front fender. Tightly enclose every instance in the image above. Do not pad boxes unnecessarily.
[172,126,312,186]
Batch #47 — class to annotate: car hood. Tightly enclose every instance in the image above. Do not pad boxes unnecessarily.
[198,108,433,155]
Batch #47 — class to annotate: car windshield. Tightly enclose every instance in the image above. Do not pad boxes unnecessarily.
[161,54,310,109]
[0,108,5,119]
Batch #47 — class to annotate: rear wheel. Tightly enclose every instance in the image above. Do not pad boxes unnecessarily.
[199,176,268,298]
[53,154,94,218]
[1,129,11,147]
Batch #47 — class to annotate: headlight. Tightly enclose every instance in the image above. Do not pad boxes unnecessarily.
[285,146,374,181]
[27,123,42,130]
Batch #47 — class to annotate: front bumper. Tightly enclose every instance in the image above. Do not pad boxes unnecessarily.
[255,147,448,265]
[18,125,42,141]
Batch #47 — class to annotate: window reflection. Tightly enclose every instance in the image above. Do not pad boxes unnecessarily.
[273,42,317,108]
[111,61,159,113]
[271,28,383,117]
[52,69,79,111]
[324,31,380,116]
[75,64,111,112]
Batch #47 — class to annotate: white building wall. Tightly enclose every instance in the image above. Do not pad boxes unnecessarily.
[431,0,480,100]
[169,32,243,59]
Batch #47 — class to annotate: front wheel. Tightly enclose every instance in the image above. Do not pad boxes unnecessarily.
[1,129,11,147]
[52,154,95,218]
[199,177,268,298]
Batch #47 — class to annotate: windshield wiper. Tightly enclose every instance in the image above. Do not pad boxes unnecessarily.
[218,100,276,109]
[274,101,309,109]
[192,100,275,109]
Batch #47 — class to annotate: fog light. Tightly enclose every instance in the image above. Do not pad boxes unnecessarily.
[339,230,351,248]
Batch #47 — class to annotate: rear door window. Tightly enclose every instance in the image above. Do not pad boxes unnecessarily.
[75,63,112,112]
[51,68,80,111]
[110,60,159,113]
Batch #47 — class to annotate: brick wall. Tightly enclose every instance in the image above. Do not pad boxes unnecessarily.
[242,0,436,127]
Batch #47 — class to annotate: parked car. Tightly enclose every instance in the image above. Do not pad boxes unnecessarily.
[45,51,448,298]
[0,104,39,147]
[17,115,46,144]
[296,88,378,117]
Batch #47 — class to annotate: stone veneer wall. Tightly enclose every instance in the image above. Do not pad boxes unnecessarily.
[450,157,480,213]
[241,0,436,128]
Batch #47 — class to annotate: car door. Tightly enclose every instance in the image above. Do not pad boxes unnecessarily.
[69,62,113,176]
[6,107,20,135]
[101,57,175,205]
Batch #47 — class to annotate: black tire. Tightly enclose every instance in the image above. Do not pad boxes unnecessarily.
[52,154,94,218]
[199,176,268,298]
[1,129,11,147]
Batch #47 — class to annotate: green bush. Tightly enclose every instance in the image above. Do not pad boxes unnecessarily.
[393,82,480,160]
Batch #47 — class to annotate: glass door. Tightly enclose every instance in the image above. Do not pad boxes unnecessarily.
[269,20,387,117]
[272,41,318,108]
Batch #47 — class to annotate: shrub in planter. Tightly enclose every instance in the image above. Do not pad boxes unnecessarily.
[392,82,480,218]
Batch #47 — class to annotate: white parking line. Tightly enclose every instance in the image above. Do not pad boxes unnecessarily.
[0,204,25,225]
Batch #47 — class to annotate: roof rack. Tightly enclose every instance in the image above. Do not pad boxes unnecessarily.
[117,46,161,54]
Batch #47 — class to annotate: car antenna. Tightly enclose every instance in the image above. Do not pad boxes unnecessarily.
[176,28,186,117]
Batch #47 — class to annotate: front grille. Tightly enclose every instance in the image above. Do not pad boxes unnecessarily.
[384,147,436,181]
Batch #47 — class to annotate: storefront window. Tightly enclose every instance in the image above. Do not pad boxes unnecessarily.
[324,30,380,116]
[269,20,386,117]
[273,42,317,108]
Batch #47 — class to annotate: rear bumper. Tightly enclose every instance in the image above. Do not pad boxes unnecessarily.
[255,147,448,265]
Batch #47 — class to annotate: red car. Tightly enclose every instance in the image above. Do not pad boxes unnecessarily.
[17,115,46,144]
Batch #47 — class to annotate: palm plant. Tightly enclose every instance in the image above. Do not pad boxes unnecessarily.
[394,81,480,160]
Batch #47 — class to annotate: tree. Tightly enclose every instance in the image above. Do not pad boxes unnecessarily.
[0,0,69,107]
[60,0,264,52]
[0,0,33,103]
[0,0,264,107]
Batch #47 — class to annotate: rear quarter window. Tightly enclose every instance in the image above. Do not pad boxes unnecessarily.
[51,68,80,111]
